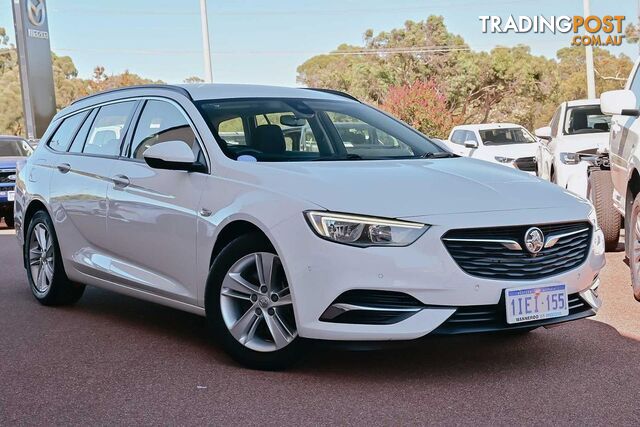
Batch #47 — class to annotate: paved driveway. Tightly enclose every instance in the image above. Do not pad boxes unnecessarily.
[1,223,639,425]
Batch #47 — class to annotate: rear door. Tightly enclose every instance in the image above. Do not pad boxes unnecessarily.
[49,101,138,280]
[105,98,208,304]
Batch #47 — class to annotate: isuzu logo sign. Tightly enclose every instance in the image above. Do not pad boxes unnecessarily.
[27,0,45,27]
[524,227,545,254]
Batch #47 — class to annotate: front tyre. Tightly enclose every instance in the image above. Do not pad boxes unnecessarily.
[24,210,85,305]
[628,193,640,302]
[588,170,620,251]
[206,234,304,370]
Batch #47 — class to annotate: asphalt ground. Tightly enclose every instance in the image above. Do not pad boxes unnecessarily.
[1,220,639,425]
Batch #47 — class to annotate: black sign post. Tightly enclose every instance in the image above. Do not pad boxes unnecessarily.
[12,0,56,140]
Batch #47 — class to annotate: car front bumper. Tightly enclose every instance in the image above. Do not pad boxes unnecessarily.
[271,206,605,341]
[554,161,589,198]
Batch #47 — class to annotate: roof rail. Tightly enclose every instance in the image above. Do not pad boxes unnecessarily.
[304,88,360,102]
[71,84,192,105]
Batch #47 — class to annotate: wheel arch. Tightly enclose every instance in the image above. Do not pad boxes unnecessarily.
[209,219,274,268]
[628,169,640,201]
[22,199,50,241]
[21,199,52,269]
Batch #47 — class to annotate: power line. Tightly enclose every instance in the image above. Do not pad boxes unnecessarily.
[48,0,527,17]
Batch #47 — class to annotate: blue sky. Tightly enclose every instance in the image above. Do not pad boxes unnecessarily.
[0,0,637,86]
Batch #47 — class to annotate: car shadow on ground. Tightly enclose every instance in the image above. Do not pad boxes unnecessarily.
[51,284,640,378]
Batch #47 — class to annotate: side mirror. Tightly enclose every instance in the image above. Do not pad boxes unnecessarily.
[535,126,552,141]
[143,141,204,172]
[464,140,478,149]
[601,89,639,116]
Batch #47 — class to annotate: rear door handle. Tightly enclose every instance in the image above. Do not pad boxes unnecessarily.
[56,163,71,174]
[112,174,130,188]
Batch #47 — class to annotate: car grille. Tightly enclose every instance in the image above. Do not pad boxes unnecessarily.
[432,293,591,334]
[442,222,592,280]
[513,156,537,172]
[0,169,16,184]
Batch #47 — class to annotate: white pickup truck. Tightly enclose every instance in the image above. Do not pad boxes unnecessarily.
[535,99,620,251]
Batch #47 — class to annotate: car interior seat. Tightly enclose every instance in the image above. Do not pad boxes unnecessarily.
[254,125,286,154]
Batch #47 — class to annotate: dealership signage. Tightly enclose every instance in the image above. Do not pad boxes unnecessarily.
[12,0,56,139]
[479,15,626,47]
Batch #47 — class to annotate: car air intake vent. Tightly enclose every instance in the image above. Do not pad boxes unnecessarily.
[332,290,423,308]
[513,156,537,172]
[442,222,592,280]
[319,290,424,325]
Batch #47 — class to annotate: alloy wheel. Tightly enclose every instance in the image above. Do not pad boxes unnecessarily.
[28,223,54,295]
[220,252,297,352]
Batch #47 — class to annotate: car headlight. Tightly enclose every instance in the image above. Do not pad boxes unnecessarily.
[305,211,429,247]
[494,156,514,163]
[559,152,580,165]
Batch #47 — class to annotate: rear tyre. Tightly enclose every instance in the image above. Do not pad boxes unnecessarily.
[206,234,304,370]
[628,193,640,302]
[24,210,85,305]
[588,170,621,252]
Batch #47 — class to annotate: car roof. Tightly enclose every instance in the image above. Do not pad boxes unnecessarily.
[566,98,600,107]
[56,84,358,121]
[452,123,524,131]
[176,84,357,102]
[0,135,26,141]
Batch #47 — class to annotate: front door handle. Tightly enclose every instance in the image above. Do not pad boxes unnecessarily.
[112,174,130,188]
[56,163,71,174]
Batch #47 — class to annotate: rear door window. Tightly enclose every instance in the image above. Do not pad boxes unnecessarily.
[83,101,136,157]
[69,109,98,153]
[48,112,88,152]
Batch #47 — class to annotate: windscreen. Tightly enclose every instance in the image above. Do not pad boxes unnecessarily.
[0,139,32,157]
[563,105,611,135]
[196,98,445,162]
[479,128,536,145]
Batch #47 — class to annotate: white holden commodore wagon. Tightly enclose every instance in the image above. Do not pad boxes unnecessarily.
[15,84,605,369]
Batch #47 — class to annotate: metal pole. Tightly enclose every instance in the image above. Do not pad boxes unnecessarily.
[583,0,596,98]
[200,0,213,83]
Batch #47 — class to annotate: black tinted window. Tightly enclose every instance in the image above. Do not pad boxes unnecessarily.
[563,106,611,135]
[48,112,87,152]
[130,100,202,163]
[83,101,135,156]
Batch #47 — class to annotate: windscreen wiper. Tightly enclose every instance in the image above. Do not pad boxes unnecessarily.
[313,153,365,161]
[420,152,458,159]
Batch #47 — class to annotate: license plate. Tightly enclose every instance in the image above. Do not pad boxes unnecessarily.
[505,284,568,324]
[7,191,14,202]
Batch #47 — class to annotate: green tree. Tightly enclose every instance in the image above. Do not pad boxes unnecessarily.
[297,17,632,132]
[0,26,166,135]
